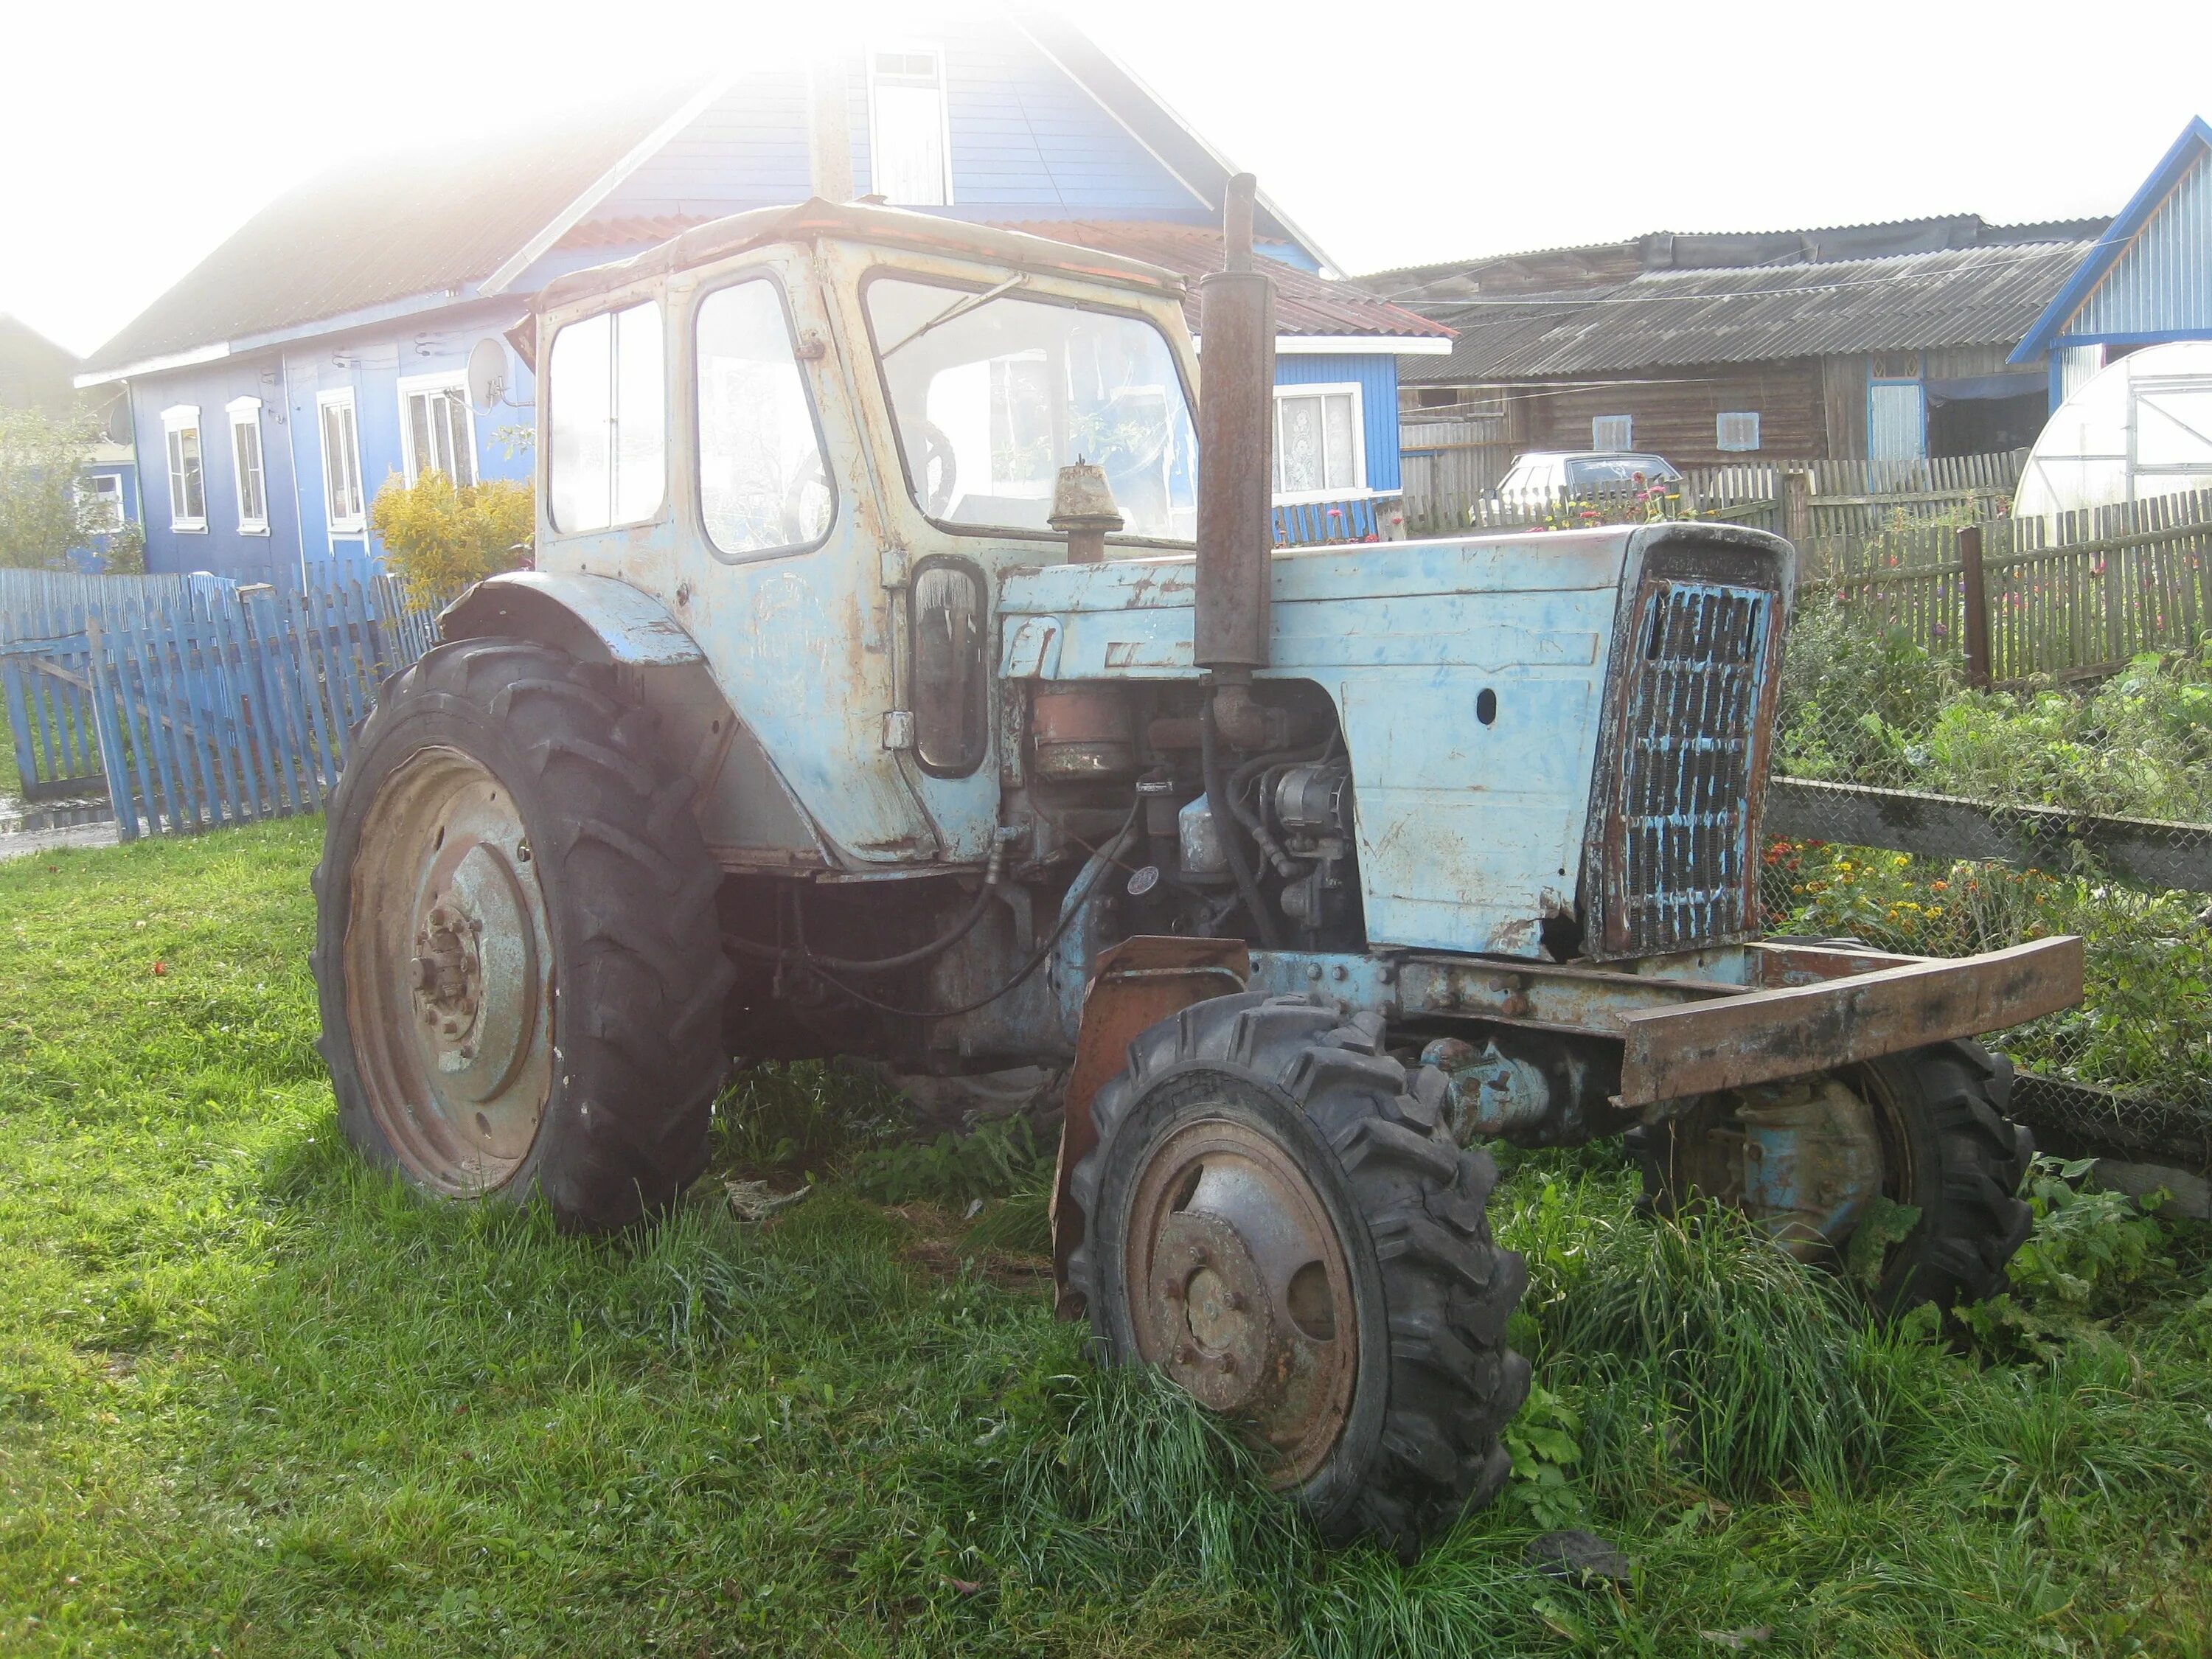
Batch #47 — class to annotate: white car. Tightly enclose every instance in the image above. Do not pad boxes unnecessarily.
[1496,450,1681,500]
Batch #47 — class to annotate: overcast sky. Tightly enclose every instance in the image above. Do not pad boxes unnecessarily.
[3,0,2207,358]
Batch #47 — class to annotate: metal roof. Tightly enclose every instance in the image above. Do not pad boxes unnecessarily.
[1401,237,2096,382]
[537,201,1194,312]
[80,86,689,375]
[557,214,1450,340]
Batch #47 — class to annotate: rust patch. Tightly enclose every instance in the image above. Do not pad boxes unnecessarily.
[1050,936,1251,1318]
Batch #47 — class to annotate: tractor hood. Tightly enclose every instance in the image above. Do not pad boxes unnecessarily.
[998,521,1795,960]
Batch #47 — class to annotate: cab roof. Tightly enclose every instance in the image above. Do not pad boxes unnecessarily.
[534,198,1190,314]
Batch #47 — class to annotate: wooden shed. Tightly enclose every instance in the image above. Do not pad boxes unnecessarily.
[1373,217,2105,475]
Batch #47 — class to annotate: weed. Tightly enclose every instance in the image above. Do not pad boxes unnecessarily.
[4,825,2212,1655]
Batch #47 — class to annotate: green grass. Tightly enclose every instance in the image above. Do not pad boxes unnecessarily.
[4,823,2211,1655]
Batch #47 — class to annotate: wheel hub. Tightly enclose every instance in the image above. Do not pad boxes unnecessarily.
[1126,1117,1357,1486]
[344,748,554,1194]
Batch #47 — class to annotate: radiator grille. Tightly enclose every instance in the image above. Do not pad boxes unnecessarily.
[1615,580,1772,953]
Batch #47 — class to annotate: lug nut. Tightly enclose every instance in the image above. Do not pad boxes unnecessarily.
[1176,1343,1199,1367]
[1213,1352,1236,1376]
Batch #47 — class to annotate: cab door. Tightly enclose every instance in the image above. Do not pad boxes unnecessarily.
[658,249,948,865]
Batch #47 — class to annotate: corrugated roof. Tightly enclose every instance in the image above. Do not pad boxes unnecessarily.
[81,86,694,374]
[1401,237,2094,381]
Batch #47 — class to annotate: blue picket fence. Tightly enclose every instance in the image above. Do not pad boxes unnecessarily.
[1273,495,1391,547]
[1,571,437,838]
[1,571,215,800]
[88,575,438,839]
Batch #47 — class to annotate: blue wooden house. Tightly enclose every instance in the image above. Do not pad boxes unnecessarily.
[76,16,1446,585]
[2011,116,2212,403]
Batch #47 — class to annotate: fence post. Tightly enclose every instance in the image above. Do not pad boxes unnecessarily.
[1959,524,1992,689]
[1782,468,1814,555]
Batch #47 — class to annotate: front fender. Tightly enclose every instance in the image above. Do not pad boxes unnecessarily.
[437,571,705,667]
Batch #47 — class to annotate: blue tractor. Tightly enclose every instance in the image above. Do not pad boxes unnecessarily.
[313,181,2080,1555]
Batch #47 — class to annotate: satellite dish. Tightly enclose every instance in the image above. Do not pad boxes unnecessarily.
[467,336,513,412]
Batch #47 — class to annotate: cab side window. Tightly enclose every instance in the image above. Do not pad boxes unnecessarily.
[548,300,665,532]
[695,279,834,557]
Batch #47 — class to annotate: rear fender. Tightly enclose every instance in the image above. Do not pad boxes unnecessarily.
[438,571,706,667]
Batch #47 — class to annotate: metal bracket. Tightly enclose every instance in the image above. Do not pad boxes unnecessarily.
[1050,935,1251,1319]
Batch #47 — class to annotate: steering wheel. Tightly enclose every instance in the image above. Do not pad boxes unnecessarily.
[780,453,831,544]
[914,420,959,517]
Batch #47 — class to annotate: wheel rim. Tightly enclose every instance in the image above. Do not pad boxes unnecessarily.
[344,745,555,1195]
[1123,1113,1359,1487]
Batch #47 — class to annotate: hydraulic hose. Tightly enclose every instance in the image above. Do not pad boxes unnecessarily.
[722,832,1009,973]
[799,796,1144,1020]
[1203,697,1283,950]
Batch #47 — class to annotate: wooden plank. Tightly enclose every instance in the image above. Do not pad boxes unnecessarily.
[1618,936,2084,1106]
[81,621,142,842]
[109,609,167,834]
[1767,775,2212,893]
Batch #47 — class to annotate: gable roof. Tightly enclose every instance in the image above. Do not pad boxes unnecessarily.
[80,85,692,378]
[81,18,1335,384]
[2010,116,2212,362]
[1396,234,2098,383]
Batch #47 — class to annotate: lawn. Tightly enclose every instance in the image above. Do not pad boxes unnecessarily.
[3,821,2211,1657]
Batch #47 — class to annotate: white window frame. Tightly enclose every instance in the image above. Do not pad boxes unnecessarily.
[1270,380,1368,504]
[226,395,269,535]
[1715,410,1761,453]
[1591,414,1633,452]
[77,473,126,535]
[396,370,478,487]
[161,404,206,532]
[317,388,366,534]
[866,43,954,207]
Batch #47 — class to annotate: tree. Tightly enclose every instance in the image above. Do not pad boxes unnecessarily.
[0,406,102,568]
[368,469,534,604]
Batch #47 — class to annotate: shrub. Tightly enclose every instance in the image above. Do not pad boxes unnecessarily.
[368,468,532,603]
[0,406,104,568]
[1775,594,1957,787]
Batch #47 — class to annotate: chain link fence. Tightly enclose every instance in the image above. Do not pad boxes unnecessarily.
[1761,594,2212,1170]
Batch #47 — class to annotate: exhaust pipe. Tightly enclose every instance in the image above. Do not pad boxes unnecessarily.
[1194,174,1278,748]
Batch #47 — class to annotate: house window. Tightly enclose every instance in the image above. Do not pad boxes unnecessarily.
[869,47,950,206]
[1716,411,1761,453]
[161,406,205,532]
[77,474,125,535]
[227,396,268,533]
[399,372,476,487]
[548,300,666,532]
[318,389,365,532]
[1591,414,1632,452]
[1273,383,1365,501]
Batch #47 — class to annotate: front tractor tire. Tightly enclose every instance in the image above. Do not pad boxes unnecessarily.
[1068,992,1530,1557]
[311,637,732,1232]
[1629,1040,2034,1312]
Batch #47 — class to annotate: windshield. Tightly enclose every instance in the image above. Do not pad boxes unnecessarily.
[1566,455,1680,489]
[866,275,1197,542]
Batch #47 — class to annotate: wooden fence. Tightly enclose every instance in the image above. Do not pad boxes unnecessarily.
[1,571,437,838]
[1,571,212,799]
[1815,487,2212,683]
[1396,444,2029,549]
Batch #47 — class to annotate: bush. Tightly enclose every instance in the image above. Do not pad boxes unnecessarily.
[368,469,532,603]
[1775,595,1957,787]
[0,406,104,568]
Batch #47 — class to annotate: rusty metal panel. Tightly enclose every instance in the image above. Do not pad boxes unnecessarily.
[1050,935,1250,1318]
[1616,935,2084,1107]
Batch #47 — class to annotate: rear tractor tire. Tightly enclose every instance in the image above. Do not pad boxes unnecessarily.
[1627,1040,2033,1312]
[1068,992,1530,1557]
[310,636,733,1232]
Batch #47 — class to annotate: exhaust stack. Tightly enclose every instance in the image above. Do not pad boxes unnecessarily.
[1194,173,1276,705]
